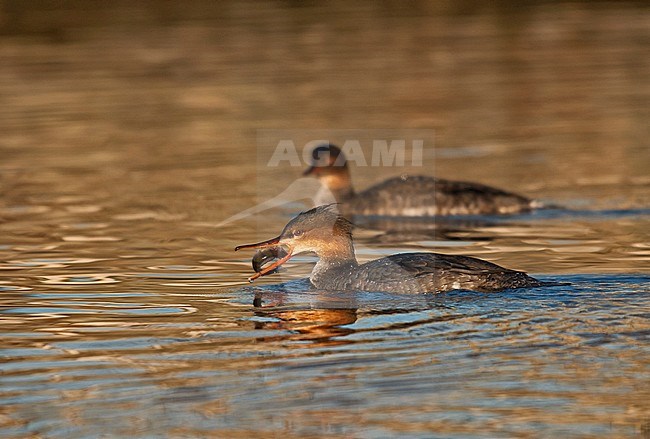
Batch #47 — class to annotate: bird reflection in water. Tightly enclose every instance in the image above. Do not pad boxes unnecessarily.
[251,290,357,345]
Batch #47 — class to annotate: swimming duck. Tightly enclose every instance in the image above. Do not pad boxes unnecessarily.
[236,205,543,294]
[304,144,543,216]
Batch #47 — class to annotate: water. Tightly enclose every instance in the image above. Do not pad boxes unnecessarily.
[1,1,649,437]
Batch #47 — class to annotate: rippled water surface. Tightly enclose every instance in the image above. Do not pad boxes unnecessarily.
[1,1,649,437]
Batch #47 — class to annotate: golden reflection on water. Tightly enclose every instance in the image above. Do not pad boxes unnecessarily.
[0,0,649,437]
[252,307,357,345]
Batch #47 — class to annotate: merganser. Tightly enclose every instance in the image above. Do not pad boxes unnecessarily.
[236,205,543,294]
[304,144,543,216]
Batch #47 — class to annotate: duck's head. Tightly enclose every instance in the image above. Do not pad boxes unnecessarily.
[235,205,353,282]
[303,144,348,177]
[303,144,354,201]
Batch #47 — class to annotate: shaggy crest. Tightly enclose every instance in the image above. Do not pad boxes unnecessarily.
[308,144,347,168]
[281,204,353,239]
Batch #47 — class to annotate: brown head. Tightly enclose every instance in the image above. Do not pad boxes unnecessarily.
[303,144,354,201]
[235,205,356,282]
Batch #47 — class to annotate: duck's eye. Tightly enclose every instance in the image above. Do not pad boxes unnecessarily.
[293,230,303,238]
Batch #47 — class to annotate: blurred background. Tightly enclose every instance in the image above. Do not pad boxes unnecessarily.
[2,0,648,218]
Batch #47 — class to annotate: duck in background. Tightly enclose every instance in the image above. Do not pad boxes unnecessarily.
[303,144,548,216]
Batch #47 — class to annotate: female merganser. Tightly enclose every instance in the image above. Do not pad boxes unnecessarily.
[304,144,543,216]
[235,205,543,294]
